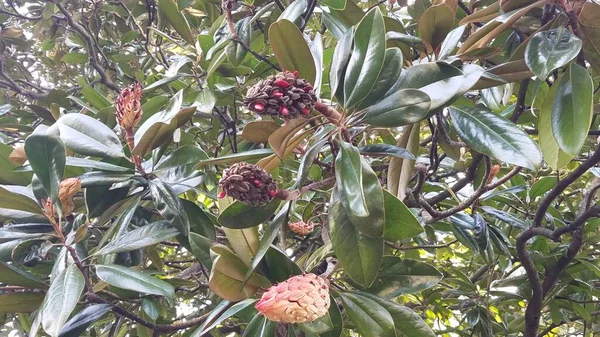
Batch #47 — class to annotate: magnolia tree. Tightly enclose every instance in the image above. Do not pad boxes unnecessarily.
[0,0,600,337]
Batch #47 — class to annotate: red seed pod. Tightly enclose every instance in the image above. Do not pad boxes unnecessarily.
[280,106,289,116]
[218,191,226,199]
[273,79,291,88]
[253,102,265,111]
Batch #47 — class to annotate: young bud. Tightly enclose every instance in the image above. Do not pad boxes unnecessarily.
[115,82,143,130]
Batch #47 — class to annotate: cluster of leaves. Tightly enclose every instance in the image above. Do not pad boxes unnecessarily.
[0,0,599,337]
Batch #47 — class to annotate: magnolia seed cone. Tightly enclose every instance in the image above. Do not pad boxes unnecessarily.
[218,162,277,206]
[256,273,330,323]
[288,221,314,236]
[115,82,143,130]
[244,71,317,119]
[59,177,82,216]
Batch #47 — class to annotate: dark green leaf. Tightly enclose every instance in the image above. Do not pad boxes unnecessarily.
[382,190,423,240]
[359,144,415,160]
[339,292,396,337]
[95,264,175,299]
[24,134,66,202]
[269,19,316,83]
[55,113,124,158]
[361,89,431,127]
[94,221,179,255]
[217,199,280,229]
[365,256,442,298]
[0,292,45,313]
[355,48,403,110]
[525,26,582,80]
[344,8,386,108]
[58,304,112,337]
[226,18,251,66]
[41,264,85,337]
[330,28,353,99]
[335,142,367,217]
[449,105,542,170]
[0,261,47,288]
[157,0,195,45]
[149,179,190,236]
[550,63,594,156]
[242,315,277,337]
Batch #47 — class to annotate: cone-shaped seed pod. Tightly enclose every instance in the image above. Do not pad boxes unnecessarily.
[219,162,277,206]
[115,82,143,130]
[255,273,330,323]
[244,71,317,119]
[288,221,314,236]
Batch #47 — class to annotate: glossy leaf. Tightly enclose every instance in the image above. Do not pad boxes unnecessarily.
[382,190,423,240]
[226,18,251,66]
[41,264,85,337]
[95,221,179,255]
[330,186,383,287]
[24,134,65,202]
[449,105,542,170]
[241,121,281,143]
[418,4,454,52]
[157,0,195,45]
[96,264,175,298]
[269,19,316,83]
[525,27,582,80]
[549,63,593,156]
[242,315,277,337]
[539,73,573,169]
[196,149,274,167]
[343,8,386,108]
[217,199,280,229]
[366,257,443,298]
[0,261,47,288]
[58,304,112,337]
[360,293,436,337]
[361,89,431,127]
[208,245,271,301]
[359,144,415,160]
[355,48,403,110]
[339,292,396,337]
[329,28,353,99]
[335,141,367,217]
[0,292,45,313]
[149,179,190,236]
[55,113,124,158]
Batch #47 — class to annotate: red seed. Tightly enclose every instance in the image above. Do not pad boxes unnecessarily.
[253,102,265,111]
[253,180,262,188]
[273,92,284,98]
[303,85,313,92]
[280,106,289,116]
[218,191,226,199]
[301,108,310,115]
[293,71,299,77]
[269,190,277,197]
[273,79,290,88]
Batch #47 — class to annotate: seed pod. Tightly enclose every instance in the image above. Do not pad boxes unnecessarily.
[219,162,277,206]
[115,82,143,130]
[288,221,314,236]
[244,71,317,120]
[256,273,330,323]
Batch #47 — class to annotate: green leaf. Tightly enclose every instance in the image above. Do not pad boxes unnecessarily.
[335,142,367,217]
[157,0,195,45]
[329,28,354,99]
[330,186,383,287]
[361,89,431,127]
[189,232,215,269]
[244,202,290,281]
[313,295,343,337]
[359,293,436,337]
[439,25,468,59]
[449,105,542,170]
[149,179,190,237]
[80,85,111,110]
[0,261,47,288]
[365,257,443,298]
[359,144,415,160]
[61,52,89,64]
[55,113,125,158]
[195,149,274,167]
[193,299,256,336]
[549,63,594,156]
[94,221,179,255]
[66,157,131,172]
[322,0,364,39]
[525,26,582,80]
[0,292,45,313]
[133,90,196,156]
[382,190,423,240]
[58,304,112,337]
[217,199,280,229]
[279,0,307,23]
[539,74,573,169]
[41,264,85,337]
[226,18,251,66]
[339,292,396,337]
[208,245,271,301]
[319,0,347,10]
[355,48,403,110]
[269,19,316,83]
[0,185,44,217]
[343,8,386,108]
[181,199,215,239]
[417,4,454,52]
[242,315,277,337]
[95,264,175,299]
[24,134,66,202]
